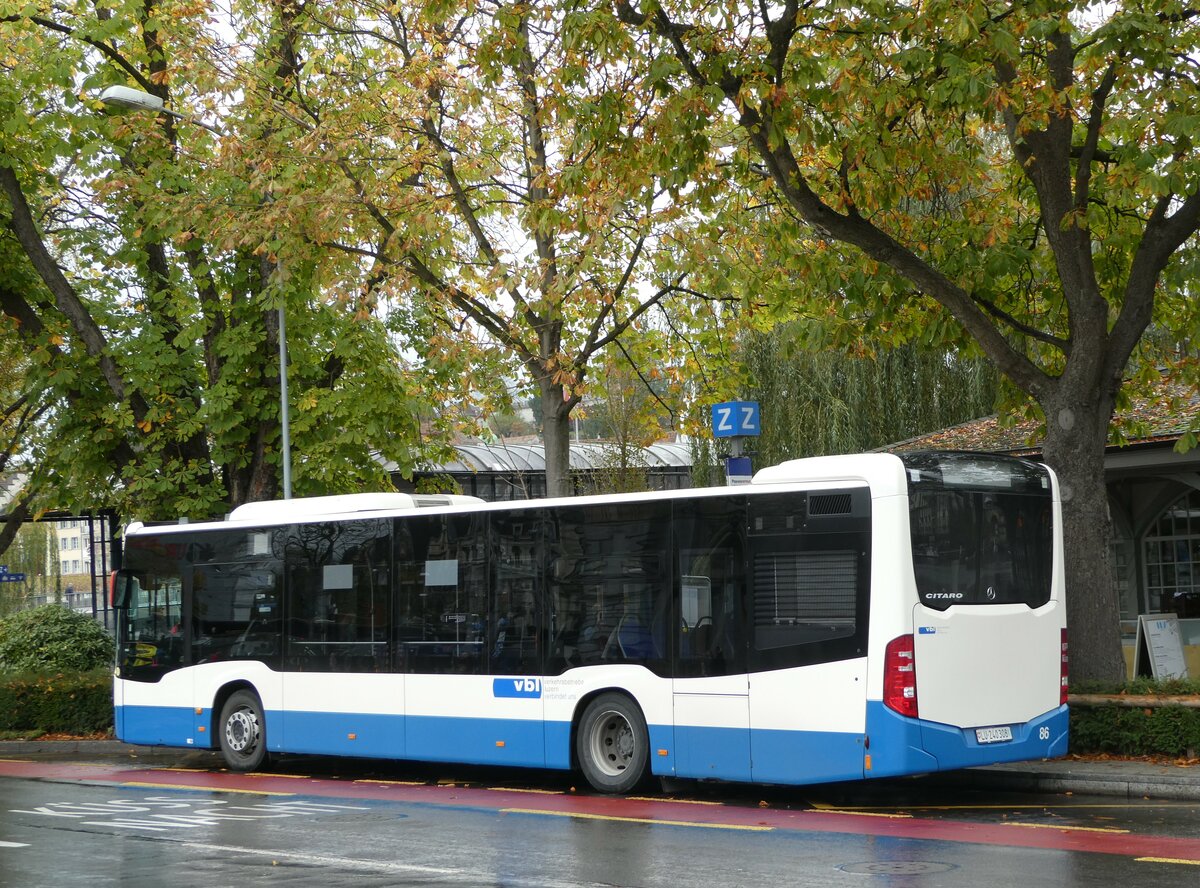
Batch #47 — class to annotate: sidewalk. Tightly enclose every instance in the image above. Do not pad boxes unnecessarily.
[944,757,1200,801]
[1,740,1197,800]
[0,739,137,756]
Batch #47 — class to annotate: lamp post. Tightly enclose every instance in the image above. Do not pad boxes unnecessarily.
[97,86,293,499]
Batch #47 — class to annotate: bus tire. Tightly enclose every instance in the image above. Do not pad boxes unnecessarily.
[577,693,649,794]
[218,690,269,771]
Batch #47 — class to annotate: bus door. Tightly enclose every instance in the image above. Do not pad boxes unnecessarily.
[672,575,752,782]
[743,489,871,785]
[282,519,399,758]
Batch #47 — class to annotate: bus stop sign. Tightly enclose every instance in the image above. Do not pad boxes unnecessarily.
[711,401,760,438]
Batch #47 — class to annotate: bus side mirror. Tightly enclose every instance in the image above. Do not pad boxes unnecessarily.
[110,570,132,610]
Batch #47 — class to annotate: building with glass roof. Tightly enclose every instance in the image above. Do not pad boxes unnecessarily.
[385,440,694,501]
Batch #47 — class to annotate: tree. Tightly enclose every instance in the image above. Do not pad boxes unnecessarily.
[0,522,59,616]
[0,284,41,556]
[259,0,705,497]
[0,2,458,523]
[576,348,675,493]
[743,331,998,465]
[619,0,1200,682]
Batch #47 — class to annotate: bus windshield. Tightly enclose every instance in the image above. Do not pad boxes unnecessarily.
[902,452,1053,610]
[114,567,184,680]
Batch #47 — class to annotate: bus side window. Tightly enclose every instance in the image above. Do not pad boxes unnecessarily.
[546,501,670,673]
[747,490,869,669]
[286,520,390,673]
[489,511,543,676]
[675,496,745,678]
[396,514,486,675]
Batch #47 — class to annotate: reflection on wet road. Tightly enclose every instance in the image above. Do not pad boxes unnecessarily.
[2,752,1198,886]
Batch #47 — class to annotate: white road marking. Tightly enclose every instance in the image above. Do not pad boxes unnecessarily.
[183,841,458,876]
[178,841,610,886]
[0,840,30,848]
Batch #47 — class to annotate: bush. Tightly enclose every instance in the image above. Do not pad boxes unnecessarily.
[1074,677,1200,695]
[1071,703,1200,758]
[0,604,114,673]
[0,670,113,734]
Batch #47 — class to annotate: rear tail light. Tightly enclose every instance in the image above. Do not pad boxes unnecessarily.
[1060,628,1069,705]
[108,571,117,607]
[884,634,918,718]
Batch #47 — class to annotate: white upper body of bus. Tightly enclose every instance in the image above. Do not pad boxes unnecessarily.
[122,452,924,539]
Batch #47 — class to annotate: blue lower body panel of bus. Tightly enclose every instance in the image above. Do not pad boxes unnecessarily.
[865,702,1069,778]
[117,704,206,748]
[116,701,1068,786]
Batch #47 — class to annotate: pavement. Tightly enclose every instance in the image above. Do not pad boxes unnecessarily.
[938,757,1200,801]
[0,740,1197,801]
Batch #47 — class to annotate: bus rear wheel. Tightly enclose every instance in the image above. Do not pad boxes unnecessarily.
[577,693,649,794]
[218,690,268,771]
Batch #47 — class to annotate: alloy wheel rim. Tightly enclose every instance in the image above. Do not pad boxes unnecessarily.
[225,708,259,754]
[590,709,634,776]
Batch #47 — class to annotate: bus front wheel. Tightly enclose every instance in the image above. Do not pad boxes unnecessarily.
[218,690,268,771]
[577,693,649,794]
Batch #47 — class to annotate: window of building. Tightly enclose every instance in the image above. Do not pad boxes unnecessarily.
[1144,490,1200,618]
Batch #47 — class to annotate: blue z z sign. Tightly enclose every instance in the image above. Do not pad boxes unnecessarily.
[711,401,761,438]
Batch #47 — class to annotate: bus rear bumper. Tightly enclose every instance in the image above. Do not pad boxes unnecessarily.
[865,702,1069,778]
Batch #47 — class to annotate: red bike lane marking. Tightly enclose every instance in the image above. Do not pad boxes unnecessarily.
[3,759,1198,863]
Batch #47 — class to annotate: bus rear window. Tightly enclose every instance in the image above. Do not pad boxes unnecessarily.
[904,454,1053,610]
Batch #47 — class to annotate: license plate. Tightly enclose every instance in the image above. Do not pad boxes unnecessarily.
[975,726,1013,744]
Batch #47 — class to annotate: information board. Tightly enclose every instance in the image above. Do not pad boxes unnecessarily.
[1133,614,1189,680]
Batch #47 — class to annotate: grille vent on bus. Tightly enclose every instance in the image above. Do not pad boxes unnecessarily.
[807,493,853,516]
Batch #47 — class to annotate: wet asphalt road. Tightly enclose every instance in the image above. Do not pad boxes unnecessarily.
[2,750,1199,887]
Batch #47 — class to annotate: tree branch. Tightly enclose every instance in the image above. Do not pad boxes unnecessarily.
[613,336,677,427]
[0,164,147,420]
[1075,61,1120,214]
[13,14,156,93]
[1108,189,1200,378]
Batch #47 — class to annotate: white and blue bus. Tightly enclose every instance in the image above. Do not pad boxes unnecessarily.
[112,451,1068,793]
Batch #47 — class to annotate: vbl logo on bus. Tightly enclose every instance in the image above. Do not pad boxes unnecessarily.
[493,678,542,699]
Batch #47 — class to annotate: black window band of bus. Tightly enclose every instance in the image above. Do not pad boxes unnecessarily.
[116,487,872,683]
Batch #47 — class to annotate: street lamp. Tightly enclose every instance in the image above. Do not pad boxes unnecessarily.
[97,85,293,499]
[98,86,226,136]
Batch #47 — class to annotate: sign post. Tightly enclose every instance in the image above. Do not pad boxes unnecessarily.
[1133,614,1189,680]
[711,401,761,486]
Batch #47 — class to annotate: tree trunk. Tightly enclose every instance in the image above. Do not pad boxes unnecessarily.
[541,380,574,499]
[0,496,32,560]
[1040,389,1128,686]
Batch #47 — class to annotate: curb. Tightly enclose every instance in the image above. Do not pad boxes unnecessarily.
[942,763,1200,801]
[3,741,1198,801]
[0,739,152,756]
